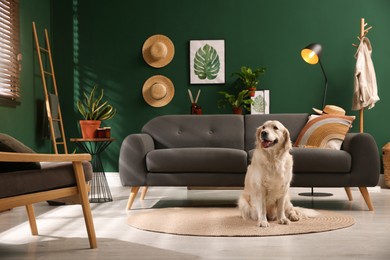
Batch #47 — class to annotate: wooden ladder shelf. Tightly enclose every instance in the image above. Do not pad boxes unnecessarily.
[32,22,68,154]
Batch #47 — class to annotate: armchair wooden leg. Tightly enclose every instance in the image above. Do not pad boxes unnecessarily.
[344,187,353,201]
[26,204,38,235]
[73,161,97,249]
[141,186,148,200]
[127,186,140,210]
[359,187,374,211]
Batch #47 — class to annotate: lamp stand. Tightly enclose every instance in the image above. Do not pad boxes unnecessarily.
[298,60,333,197]
[319,59,328,109]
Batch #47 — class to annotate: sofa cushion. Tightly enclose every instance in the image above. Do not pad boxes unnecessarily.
[294,115,355,149]
[0,133,41,173]
[291,147,352,173]
[146,148,247,173]
[142,115,245,149]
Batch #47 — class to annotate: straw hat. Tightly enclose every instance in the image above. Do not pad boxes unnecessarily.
[312,105,346,116]
[142,34,175,68]
[142,75,174,107]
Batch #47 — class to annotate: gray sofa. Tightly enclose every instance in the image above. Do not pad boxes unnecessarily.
[119,114,380,210]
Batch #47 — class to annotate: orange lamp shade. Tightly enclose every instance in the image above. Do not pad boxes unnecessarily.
[301,43,322,65]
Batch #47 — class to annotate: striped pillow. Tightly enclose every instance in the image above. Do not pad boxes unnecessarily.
[294,114,355,149]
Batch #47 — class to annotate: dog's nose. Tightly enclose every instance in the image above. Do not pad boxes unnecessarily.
[261,131,268,139]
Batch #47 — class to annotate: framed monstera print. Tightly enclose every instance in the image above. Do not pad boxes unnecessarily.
[251,90,270,114]
[189,40,225,84]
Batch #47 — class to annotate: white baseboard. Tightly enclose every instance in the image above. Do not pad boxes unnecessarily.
[351,186,381,192]
[367,186,381,192]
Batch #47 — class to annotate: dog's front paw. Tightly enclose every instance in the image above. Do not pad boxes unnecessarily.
[279,218,290,225]
[287,211,300,222]
[258,220,270,228]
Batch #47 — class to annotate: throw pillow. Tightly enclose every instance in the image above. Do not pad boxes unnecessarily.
[0,133,41,173]
[294,114,355,149]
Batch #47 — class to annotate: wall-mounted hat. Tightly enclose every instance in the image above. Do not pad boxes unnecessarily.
[312,105,346,116]
[142,34,175,68]
[142,75,174,107]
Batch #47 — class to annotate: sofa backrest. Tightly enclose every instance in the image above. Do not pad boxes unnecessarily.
[244,114,309,151]
[142,115,245,149]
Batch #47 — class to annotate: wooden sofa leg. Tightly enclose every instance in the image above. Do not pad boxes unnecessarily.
[344,187,353,201]
[26,204,38,235]
[127,186,140,210]
[359,187,374,211]
[141,186,148,200]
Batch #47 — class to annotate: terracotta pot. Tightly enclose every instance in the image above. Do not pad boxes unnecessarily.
[232,107,243,115]
[248,87,256,97]
[79,120,101,139]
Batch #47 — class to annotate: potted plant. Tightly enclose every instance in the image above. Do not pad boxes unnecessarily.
[77,85,116,138]
[233,66,266,97]
[218,89,253,115]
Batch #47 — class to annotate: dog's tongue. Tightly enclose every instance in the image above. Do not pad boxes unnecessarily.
[261,140,273,148]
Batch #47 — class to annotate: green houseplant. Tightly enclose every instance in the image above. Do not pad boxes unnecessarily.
[233,66,266,96]
[77,85,116,138]
[218,89,253,115]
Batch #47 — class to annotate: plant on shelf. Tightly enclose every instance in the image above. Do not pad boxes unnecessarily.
[233,66,266,97]
[218,89,253,115]
[77,85,116,138]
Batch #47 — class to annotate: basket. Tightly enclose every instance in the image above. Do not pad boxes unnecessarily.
[382,142,390,188]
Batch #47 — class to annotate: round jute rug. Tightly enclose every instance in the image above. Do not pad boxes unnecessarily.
[127,207,355,237]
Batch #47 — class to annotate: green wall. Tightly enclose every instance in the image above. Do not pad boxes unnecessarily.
[3,0,389,172]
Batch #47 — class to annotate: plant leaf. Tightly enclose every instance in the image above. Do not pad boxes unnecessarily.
[194,44,220,80]
[77,85,116,121]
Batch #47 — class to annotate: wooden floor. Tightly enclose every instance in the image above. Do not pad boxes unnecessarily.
[1,173,390,259]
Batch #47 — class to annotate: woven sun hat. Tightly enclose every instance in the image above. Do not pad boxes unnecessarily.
[142,75,175,107]
[142,34,175,68]
[312,105,346,116]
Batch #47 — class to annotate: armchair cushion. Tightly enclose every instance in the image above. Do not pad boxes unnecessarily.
[0,161,92,199]
[0,134,41,173]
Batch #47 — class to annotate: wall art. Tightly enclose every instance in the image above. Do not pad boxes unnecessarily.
[251,90,270,114]
[189,40,225,84]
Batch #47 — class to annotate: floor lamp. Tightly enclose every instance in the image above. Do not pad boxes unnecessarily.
[299,43,332,197]
[301,43,328,109]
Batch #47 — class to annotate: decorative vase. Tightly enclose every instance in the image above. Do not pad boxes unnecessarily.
[79,120,101,139]
[232,107,243,115]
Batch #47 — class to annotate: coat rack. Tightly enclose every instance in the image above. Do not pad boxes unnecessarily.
[352,18,373,133]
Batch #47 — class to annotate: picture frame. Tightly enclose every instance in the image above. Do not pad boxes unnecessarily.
[251,90,270,114]
[189,40,225,84]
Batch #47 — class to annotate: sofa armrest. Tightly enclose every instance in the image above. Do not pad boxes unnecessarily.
[119,133,155,186]
[341,133,380,186]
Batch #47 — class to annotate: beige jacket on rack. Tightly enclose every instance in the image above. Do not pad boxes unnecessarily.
[352,37,380,110]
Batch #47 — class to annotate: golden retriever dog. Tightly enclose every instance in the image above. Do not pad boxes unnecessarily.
[238,120,317,227]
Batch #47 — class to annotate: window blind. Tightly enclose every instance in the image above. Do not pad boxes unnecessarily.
[0,0,20,107]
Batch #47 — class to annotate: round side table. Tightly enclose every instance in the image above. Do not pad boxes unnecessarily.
[70,138,115,203]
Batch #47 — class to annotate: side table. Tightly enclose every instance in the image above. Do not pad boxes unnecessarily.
[70,138,114,203]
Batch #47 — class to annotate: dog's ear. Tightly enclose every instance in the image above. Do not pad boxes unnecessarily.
[255,127,262,148]
[282,127,292,152]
